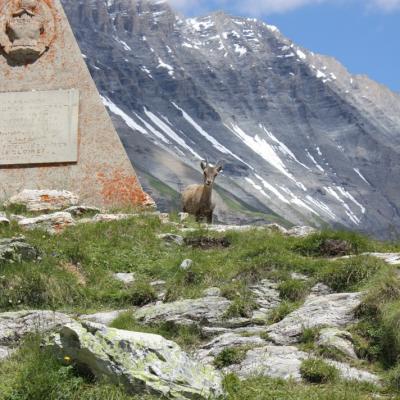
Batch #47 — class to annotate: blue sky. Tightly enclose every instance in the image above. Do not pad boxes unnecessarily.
[168,0,400,92]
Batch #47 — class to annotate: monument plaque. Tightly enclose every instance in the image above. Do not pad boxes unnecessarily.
[0,89,79,166]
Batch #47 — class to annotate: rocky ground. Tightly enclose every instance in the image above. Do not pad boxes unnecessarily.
[2,190,400,399]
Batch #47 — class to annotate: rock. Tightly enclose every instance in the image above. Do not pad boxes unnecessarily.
[317,328,358,359]
[0,236,39,263]
[337,253,400,265]
[196,332,267,364]
[286,226,317,238]
[203,287,222,297]
[6,189,79,212]
[157,233,184,246]
[184,237,231,249]
[267,292,363,345]
[309,283,333,297]
[326,360,379,384]
[159,213,170,224]
[0,345,14,361]
[179,212,189,223]
[135,296,231,327]
[290,272,309,281]
[0,212,10,225]
[150,280,167,287]
[0,310,72,360]
[113,273,135,285]
[266,223,288,234]
[92,213,136,222]
[18,212,75,234]
[250,279,281,322]
[79,310,127,326]
[47,321,224,399]
[227,345,378,383]
[64,205,101,216]
[180,259,193,270]
[228,345,308,380]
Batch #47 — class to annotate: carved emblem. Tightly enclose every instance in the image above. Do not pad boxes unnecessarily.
[0,0,55,63]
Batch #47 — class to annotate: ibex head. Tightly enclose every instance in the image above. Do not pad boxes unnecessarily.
[200,160,224,187]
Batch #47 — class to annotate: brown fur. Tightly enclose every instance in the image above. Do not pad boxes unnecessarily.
[182,161,223,223]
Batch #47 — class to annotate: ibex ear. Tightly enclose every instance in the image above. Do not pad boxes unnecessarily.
[200,160,208,171]
[216,161,224,173]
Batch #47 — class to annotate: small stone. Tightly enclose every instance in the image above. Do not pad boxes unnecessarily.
[0,212,10,225]
[310,283,333,297]
[158,213,170,224]
[64,205,101,217]
[150,280,167,287]
[6,189,79,212]
[157,233,184,246]
[203,287,222,297]
[113,273,135,285]
[290,272,309,281]
[180,259,193,270]
[179,212,190,223]
[18,212,75,234]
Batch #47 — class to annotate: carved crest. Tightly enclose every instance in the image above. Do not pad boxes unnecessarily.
[0,0,55,63]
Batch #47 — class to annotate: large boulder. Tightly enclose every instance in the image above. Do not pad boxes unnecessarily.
[47,321,224,400]
[0,236,39,264]
[267,292,363,345]
[135,296,231,327]
[18,212,75,234]
[0,310,72,360]
[6,190,79,212]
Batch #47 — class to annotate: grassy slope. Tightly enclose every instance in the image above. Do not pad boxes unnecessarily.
[1,215,400,399]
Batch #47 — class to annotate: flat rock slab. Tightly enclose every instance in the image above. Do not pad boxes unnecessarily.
[47,321,223,400]
[227,345,378,384]
[79,310,127,326]
[135,296,231,326]
[0,310,72,360]
[18,212,75,234]
[6,190,79,212]
[196,332,267,364]
[0,237,39,263]
[285,226,317,238]
[250,279,281,322]
[336,253,400,265]
[267,292,363,345]
[113,273,136,285]
[64,205,101,216]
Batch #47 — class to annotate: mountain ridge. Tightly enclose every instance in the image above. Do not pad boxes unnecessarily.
[61,0,400,238]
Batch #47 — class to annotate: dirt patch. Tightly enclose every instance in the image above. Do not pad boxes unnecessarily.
[60,262,86,285]
[184,236,231,250]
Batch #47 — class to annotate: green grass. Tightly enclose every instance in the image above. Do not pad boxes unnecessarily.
[300,359,339,384]
[213,347,249,369]
[2,213,400,398]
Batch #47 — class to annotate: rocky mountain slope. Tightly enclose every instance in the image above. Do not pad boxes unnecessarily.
[61,0,400,238]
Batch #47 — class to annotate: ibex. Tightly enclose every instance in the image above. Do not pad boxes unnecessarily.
[182,160,223,223]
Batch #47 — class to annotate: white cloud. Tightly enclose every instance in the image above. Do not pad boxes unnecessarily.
[166,0,400,15]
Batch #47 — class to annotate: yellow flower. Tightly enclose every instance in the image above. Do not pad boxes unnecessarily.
[64,356,71,363]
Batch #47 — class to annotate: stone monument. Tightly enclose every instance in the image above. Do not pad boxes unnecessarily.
[0,0,153,208]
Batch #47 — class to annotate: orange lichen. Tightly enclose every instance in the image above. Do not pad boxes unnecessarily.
[97,169,154,208]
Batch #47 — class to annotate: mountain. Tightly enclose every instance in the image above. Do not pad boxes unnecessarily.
[61,0,400,238]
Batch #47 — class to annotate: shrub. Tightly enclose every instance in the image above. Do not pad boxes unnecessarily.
[128,281,157,307]
[214,347,248,369]
[318,257,383,292]
[293,231,369,257]
[387,363,400,391]
[300,359,339,384]
[299,327,319,345]
[278,279,309,302]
